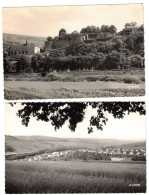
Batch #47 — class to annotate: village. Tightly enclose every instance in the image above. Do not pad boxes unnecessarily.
[6,145,146,162]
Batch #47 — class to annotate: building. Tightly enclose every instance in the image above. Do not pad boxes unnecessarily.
[81,32,115,42]
[9,40,40,56]
[125,26,140,31]
[124,25,142,35]
[44,31,115,53]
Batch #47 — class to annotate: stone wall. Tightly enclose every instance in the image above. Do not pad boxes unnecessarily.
[52,35,82,49]
[44,41,52,51]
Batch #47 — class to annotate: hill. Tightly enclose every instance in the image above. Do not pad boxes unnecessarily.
[5,135,146,154]
[3,33,47,48]
[117,141,146,149]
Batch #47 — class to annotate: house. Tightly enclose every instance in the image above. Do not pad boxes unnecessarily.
[9,40,40,56]
[125,26,140,31]
[82,32,115,42]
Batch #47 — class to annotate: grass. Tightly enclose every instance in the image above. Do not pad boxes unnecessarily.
[4,88,145,100]
[123,76,142,84]
[4,69,145,83]
[5,161,146,193]
[4,69,145,99]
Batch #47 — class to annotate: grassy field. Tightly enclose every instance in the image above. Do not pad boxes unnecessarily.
[5,160,146,193]
[4,69,145,83]
[4,70,145,99]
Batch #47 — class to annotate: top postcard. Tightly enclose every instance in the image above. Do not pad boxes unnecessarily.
[2,4,145,100]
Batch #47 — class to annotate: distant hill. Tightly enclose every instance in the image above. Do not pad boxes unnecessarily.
[3,33,47,48]
[117,141,146,149]
[5,135,145,154]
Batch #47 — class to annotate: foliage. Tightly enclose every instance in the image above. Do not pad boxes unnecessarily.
[132,155,146,161]
[130,54,143,68]
[123,76,141,84]
[104,51,121,69]
[112,38,125,52]
[31,55,39,72]
[44,55,106,71]
[80,25,101,33]
[125,22,137,27]
[3,52,10,73]
[14,102,145,133]
[47,36,52,41]
[49,49,65,57]
[16,55,31,72]
[80,25,117,34]
[101,25,117,33]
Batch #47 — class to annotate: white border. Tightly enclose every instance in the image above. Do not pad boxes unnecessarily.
[0,1,149,195]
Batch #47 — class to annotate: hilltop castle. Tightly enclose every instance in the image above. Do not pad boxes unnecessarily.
[44,28,115,52]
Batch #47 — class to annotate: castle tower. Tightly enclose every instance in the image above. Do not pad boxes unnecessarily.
[44,40,52,51]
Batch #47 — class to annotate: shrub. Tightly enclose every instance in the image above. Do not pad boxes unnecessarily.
[132,155,146,161]
[130,54,143,68]
[104,51,121,69]
[123,76,141,84]
[48,72,65,81]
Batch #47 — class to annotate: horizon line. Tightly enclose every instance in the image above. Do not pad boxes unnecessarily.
[5,134,146,142]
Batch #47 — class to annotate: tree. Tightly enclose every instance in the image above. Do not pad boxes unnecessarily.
[101,25,110,33]
[130,54,143,68]
[125,23,131,27]
[14,102,145,134]
[104,51,121,69]
[139,24,144,32]
[134,34,144,57]
[3,51,10,73]
[125,22,137,27]
[109,25,117,33]
[125,35,135,51]
[80,26,101,34]
[112,38,124,52]
[47,36,53,41]
[59,28,66,37]
[31,55,39,72]
[16,55,31,72]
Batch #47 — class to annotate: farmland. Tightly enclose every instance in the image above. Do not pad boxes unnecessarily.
[5,160,146,193]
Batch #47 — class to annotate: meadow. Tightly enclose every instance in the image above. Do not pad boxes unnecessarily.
[4,69,145,99]
[5,160,146,193]
[4,69,145,83]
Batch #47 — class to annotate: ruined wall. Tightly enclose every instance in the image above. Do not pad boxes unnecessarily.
[88,33,98,40]
[52,35,82,49]
[44,41,52,51]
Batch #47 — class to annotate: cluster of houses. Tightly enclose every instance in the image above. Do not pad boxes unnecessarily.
[96,147,146,156]
[13,146,146,162]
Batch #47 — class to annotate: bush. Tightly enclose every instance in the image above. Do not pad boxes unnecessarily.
[123,76,141,84]
[132,155,146,161]
[104,51,121,69]
[16,55,31,72]
[130,54,143,68]
[48,72,65,81]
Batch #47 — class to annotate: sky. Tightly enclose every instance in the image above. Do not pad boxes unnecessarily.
[2,4,143,37]
[5,103,146,141]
